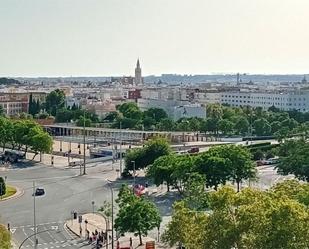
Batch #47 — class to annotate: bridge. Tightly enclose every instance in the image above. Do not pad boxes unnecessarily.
[43,124,212,144]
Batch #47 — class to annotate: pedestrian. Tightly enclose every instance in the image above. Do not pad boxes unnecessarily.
[130,237,132,247]
[95,229,98,235]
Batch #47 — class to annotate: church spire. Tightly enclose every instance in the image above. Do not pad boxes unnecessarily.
[135,58,142,85]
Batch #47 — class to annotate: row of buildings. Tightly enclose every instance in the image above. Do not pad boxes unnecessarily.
[2,60,309,119]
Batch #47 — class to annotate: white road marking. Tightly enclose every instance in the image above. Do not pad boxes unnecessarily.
[10,228,16,234]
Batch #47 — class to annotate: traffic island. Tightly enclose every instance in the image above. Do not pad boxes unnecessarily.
[0,185,24,201]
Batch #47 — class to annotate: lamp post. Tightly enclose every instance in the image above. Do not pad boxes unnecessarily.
[106,180,114,249]
[83,109,86,175]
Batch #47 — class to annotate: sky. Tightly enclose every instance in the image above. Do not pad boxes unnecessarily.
[1,0,309,77]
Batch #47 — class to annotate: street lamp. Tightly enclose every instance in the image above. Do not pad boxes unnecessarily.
[106,180,114,249]
[83,109,86,175]
[131,161,136,187]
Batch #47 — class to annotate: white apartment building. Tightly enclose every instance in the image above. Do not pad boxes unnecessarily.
[220,90,309,112]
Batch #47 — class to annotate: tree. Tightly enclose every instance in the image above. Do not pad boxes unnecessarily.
[76,116,91,127]
[0,177,6,197]
[201,118,218,134]
[115,185,161,245]
[103,111,120,122]
[0,224,11,249]
[270,121,281,134]
[276,139,309,182]
[182,173,209,210]
[29,128,53,160]
[253,118,271,136]
[253,149,264,160]
[207,145,256,192]
[124,137,171,172]
[234,116,249,135]
[270,180,309,207]
[281,118,299,130]
[0,117,13,151]
[162,201,207,249]
[206,104,223,120]
[195,153,231,190]
[45,89,65,116]
[117,102,142,120]
[218,119,234,135]
[156,118,175,131]
[147,154,176,191]
[143,108,168,122]
[55,108,73,122]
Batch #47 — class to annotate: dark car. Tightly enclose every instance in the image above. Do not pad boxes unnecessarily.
[34,188,45,196]
[188,147,199,154]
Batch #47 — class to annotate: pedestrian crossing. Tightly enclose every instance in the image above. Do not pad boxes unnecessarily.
[12,221,89,249]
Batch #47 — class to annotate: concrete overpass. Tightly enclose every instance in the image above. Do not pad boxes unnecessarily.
[43,124,214,144]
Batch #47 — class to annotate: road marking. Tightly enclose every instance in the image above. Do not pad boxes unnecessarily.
[51,226,58,230]
[10,228,16,234]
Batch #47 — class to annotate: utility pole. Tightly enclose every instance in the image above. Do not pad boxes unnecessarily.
[33,181,38,249]
[119,122,122,175]
[83,109,86,175]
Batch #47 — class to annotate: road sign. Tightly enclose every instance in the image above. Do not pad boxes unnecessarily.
[145,241,155,249]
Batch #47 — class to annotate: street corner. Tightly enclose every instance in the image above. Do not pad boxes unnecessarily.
[65,212,109,239]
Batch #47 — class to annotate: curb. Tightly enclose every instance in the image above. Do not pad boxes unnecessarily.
[64,222,81,238]
[0,186,24,202]
[65,221,81,238]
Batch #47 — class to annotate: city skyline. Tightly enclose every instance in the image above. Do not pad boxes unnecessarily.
[1,0,309,77]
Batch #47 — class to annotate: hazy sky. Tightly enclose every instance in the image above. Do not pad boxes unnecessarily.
[1,0,309,77]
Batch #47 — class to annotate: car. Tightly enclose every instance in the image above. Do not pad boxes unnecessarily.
[188,147,199,154]
[34,188,45,196]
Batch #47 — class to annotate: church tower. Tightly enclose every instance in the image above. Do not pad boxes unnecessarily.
[135,59,143,85]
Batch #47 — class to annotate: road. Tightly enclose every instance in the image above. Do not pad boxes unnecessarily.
[0,163,116,249]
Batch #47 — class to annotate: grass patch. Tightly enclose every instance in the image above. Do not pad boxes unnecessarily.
[0,185,17,200]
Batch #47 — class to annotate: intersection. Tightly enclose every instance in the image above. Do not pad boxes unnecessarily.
[0,162,115,249]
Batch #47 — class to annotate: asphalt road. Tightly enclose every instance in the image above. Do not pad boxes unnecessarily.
[0,163,115,249]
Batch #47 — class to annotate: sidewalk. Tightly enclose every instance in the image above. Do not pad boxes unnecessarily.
[65,213,170,249]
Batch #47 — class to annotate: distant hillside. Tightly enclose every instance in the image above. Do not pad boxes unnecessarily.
[0,77,21,85]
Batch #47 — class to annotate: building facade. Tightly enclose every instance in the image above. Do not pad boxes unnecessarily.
[220,90,309,112]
